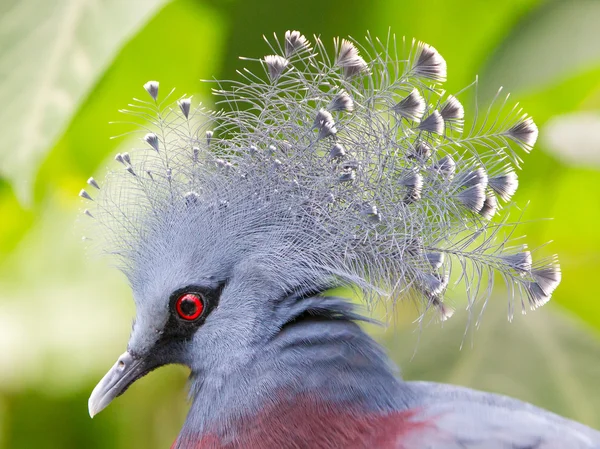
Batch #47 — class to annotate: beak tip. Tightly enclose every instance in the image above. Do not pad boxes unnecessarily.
[88,392,101,418]
[88,351,140,420]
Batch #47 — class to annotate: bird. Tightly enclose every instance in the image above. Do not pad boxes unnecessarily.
[82,30,600,448]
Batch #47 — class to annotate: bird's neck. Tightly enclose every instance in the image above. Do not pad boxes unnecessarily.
[177,299,416,447]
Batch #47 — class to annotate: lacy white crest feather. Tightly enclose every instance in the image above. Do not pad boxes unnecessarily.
[80,30,560,321]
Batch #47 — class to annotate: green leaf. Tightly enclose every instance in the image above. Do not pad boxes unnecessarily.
[483,0,600,97]
[0,0,169,203]
[369,0,543,92]
[35,0,225,202]
[0,180,33,257]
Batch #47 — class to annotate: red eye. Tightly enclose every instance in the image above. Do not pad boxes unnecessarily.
[175,293,204,321]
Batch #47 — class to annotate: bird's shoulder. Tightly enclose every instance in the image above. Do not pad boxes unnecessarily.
[399,381,600,449]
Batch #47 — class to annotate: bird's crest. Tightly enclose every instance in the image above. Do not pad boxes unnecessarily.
[80,30,560,322]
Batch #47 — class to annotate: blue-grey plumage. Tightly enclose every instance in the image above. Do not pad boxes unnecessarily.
[84,30,598,448]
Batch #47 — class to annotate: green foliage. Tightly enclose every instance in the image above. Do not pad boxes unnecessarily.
[36,0,225,202]
[0,0,169,202]
[0,180,33,255]
[483,0,600,97]
[1,0,600,447]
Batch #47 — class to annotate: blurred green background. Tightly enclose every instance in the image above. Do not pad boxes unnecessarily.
[2,0,600,447]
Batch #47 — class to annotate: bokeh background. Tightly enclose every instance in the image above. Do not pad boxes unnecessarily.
[2,0,600,447]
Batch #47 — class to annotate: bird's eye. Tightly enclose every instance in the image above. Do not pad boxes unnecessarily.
[175,293,204,321]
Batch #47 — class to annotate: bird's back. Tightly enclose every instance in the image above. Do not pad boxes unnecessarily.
[402,381,600,448]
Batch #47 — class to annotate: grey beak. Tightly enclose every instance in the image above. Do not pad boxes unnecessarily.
[88,351,145,417]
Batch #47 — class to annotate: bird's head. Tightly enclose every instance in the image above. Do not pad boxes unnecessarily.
[87,174,334,416]
[83,31,560,418]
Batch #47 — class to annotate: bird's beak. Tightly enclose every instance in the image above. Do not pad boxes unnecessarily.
[88,351,149,418]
